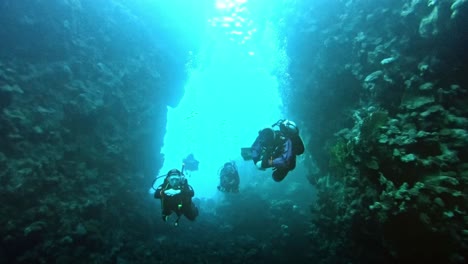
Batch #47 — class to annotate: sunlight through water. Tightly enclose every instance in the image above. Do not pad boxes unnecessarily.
[158,0,288,199]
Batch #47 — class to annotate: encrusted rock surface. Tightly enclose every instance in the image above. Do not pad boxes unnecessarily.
[284,0,468,263]
[0,0,188,262]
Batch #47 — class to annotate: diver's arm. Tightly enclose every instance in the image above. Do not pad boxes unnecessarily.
[271,139,293,168]
[233,171,240,185]
[251,136,263,163]
[154,184,164,199]
[182,184,195,197]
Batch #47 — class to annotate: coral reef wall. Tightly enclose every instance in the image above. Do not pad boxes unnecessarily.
[284,0,468,263]
[0,0,189,262]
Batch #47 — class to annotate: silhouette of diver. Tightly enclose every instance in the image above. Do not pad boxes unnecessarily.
[183,153,199,171]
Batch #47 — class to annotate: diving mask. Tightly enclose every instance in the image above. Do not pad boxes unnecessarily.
[168,175,183,188]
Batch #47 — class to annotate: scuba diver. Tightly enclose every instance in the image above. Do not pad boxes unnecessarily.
[247,119,305,182]
[217,161,240,193]
[182,153,199,171]
[154,168,199,226]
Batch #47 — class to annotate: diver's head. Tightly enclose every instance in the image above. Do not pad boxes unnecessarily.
[279,119,298,136]
[224,160,236,167]
[166,169,183,188]
[259,127,276,145]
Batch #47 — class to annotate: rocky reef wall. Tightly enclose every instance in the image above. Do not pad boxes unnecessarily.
[0,0,189,262]
[284,0,468,263]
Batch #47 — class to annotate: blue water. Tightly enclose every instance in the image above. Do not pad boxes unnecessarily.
[156,0,288,198]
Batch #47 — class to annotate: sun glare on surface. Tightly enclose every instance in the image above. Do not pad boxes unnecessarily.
[209,0,256,48]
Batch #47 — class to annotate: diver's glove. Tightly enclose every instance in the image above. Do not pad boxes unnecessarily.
[256,156,272,170]
[255,160,265,170]
[164,189,181,196]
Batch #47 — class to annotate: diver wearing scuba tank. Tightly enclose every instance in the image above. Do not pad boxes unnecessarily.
[250,119,305,182]
[154,168,198,226]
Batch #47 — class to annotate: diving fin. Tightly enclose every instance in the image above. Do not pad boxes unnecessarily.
[241,147,253,161]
